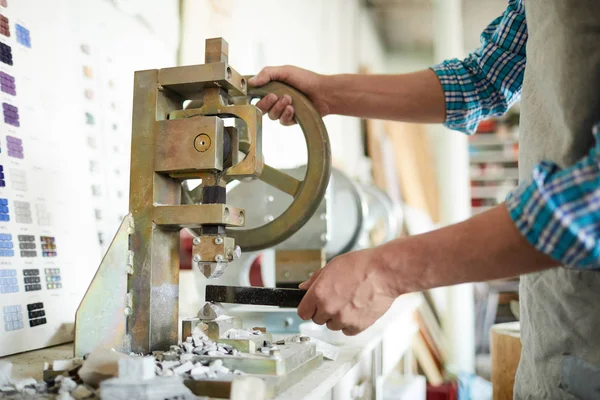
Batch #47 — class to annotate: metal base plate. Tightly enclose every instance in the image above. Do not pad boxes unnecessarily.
[183,352,323,398]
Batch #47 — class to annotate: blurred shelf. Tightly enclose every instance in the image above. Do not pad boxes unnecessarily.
[469,136,518,146]
[470,151,519,163]
[470,168,520,181]
[470,186,515,199]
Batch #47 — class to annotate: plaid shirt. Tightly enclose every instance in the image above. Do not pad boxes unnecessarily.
[431,0,600,269]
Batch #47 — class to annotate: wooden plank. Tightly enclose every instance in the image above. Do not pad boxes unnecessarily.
[412,332,444,385]
[384,121,440,222]
[491,322,521,400]
[417,299,449,363]
[415,311,444,369]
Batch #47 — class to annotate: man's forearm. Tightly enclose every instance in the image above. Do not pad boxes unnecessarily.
[323,69,446,123]
[379,204,560,295]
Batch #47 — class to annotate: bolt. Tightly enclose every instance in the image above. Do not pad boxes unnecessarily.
[193,255,201,262]
[320,213,327,221]
[215,254,224,262]
[320,233,328,243]
[193,237,201,245]
[215,236,223,245]
[124,307,132,316]
[264,215,274,223]
[267,196,275,202]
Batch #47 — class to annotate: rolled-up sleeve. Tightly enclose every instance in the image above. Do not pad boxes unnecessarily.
[431,0,527,134]
[506,123,600,270]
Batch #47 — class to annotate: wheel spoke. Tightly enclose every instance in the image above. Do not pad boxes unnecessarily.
[260,164,302,197]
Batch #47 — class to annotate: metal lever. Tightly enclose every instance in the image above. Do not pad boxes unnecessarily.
[205,285,306,308]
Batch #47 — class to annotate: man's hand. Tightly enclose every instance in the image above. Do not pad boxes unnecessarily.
[297,248,399,336]
[295,205,560,337]
[248,66,330,125]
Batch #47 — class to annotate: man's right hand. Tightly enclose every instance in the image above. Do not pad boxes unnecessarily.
[248,66,330,126]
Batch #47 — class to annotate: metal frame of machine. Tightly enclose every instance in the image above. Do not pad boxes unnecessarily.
[74,38,331,359]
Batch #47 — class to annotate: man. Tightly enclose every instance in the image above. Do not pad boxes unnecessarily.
[249,0,600,398]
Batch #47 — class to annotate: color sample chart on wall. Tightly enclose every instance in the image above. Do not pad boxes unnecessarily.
[0,0,178,356]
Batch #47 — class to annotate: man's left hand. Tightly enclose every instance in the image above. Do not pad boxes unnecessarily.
[297,248,399,336]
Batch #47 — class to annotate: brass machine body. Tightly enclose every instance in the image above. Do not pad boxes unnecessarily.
[74,38,331,357]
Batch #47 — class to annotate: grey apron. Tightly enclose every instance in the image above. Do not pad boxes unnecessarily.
[515,0,600,398]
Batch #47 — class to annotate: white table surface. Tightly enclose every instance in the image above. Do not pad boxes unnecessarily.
[2,294,422,399]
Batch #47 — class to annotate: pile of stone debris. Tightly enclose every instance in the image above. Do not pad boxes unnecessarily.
[0,330,262,400]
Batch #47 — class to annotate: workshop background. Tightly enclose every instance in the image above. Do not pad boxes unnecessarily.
[0,0,522,399]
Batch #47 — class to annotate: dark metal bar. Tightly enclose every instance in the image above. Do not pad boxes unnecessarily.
[205,285,306,308]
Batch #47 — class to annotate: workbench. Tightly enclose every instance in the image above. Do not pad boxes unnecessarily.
[3,294,421,399]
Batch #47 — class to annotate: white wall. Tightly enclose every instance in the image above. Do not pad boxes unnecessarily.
[179,0,385,178]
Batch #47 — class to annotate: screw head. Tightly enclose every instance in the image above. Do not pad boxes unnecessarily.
[215,254,224,262]
[193,237,201,245]
[215,236,223,245]
[124,307,133,316]
[193,255,201,262]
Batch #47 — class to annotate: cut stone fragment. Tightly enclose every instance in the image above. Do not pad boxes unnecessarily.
[181,342,194,353]
[0,362,12,386]
[15,378,37,391]
[118,356,155,381]
[190,365,210,377]
[58,377,78,393]
[78,349,126,386]
[172,361,194,376]
[71,384,95,399]
[208,359,223,371]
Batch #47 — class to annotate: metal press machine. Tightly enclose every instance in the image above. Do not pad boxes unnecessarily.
[73,38,333,395]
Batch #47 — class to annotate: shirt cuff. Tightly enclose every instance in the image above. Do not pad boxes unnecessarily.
[505,157,600,269]
[431,60,481,135]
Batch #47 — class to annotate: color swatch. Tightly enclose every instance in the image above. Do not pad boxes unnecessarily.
[0,233,14,256]
[18,234,36,257]
[0,269,17,293]
[10,169,26,191]
[6,136,23,158]
[45,268,62,290]
[3,104,19,127]
[0,72,16,95]
[15,24,30,48]
[0,14,8,37]
[0,42,12,65]
[3,305,24,332]
[14,200,32,223]
[27,302,46,327]
[40,236,57,257]
[0,198,9,222]
[22,269,41,292]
